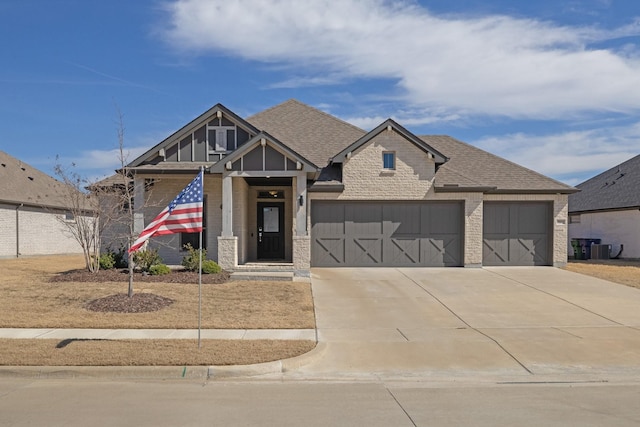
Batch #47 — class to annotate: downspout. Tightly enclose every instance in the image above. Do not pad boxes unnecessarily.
[15,203,23,258]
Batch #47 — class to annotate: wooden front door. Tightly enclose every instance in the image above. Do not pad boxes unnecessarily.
[257,202,285,259]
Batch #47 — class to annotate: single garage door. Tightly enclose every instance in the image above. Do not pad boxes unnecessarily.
[483,202,552,266]
[311,201,463,267]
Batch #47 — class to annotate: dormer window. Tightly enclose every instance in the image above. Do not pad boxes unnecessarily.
[382,151,395,170]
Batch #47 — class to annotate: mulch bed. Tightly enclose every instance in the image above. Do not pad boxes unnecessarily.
[50,268,230,313]
[86,293,175,313]
[49,268,230,284]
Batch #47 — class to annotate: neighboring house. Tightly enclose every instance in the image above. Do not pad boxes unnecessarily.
[568,154,640,259]
[0,150,91,258]
[114,99,576,275]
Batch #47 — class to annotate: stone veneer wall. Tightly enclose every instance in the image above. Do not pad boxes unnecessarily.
[341,130,435,200]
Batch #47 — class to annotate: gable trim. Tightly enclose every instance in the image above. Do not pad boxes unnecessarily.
[209,131,318,174]
[331,119,448,164]
[128,104,261,168]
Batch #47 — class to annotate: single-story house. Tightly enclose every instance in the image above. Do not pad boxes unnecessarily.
[0,150,92,258]
[118,99,576,275]
[569,154,640,259]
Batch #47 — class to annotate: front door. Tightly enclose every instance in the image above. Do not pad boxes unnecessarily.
[257,202,285,259]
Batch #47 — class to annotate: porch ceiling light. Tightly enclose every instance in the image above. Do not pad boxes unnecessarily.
[269,190,279,197]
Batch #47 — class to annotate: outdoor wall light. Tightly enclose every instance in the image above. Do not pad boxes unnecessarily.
[225,161,232,170]
[299,195,304,206]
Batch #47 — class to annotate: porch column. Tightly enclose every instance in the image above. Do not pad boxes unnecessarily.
[218,173,237,270]
[221,174,233,237]
[295,172,307,236]
[132,176,145,234]
[293,172,310,277]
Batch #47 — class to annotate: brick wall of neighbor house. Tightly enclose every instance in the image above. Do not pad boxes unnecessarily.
[0,205,18,257]
[484,193,569,267]
[341,130,436,199]
[135,174,223,266]
[569,209,640,259]
[0,203,86,257]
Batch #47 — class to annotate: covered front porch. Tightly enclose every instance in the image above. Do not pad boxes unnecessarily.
[211,134,315,277]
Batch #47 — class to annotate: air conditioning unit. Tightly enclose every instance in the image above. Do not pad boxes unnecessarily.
[591,244,611,260]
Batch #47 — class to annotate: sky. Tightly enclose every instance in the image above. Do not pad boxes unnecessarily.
[1,0,639,186]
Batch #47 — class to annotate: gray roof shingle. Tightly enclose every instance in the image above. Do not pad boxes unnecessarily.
[422,136,576,193]
[0,150,85,209]
[569,154,640,213]
[246,99,366,167]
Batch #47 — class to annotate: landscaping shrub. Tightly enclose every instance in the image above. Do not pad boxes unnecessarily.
[103,245,128,268]
[98,253,115,270]
[133,248,162,273]
[182,244,221,273]
[181,244,206,272]
[149,264,171,276]
[201,259,222,274]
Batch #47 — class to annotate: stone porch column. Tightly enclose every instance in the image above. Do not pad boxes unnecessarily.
[293,172,310,277]
[218,173,237,270]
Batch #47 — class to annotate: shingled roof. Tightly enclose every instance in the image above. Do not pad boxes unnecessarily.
[569,154,640,213]
[247,99,366,167]
[0,150,81,209]
[422,136,576,194]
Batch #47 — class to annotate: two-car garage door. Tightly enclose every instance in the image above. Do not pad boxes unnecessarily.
[311,201,463,267]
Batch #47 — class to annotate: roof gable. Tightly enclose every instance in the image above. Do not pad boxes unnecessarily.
[569,154,640,213]
[128,103,260,168]
[332,119,448,164]
[209,132,317,174]
[247,99,366,167]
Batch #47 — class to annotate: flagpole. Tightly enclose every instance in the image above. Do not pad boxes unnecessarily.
[198,167,203,349]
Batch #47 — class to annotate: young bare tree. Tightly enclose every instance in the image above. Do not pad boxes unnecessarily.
[114,107,136,297]
[53,160,119,273]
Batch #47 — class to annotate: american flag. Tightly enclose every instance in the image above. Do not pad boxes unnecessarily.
[128,170,204,253]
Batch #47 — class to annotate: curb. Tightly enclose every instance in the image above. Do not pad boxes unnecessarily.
[0,343,326,380]
[208,342,327,379]
[0,365,210,380]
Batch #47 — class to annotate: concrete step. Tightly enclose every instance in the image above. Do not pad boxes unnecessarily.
[230,271,294,281]
[233,263,295,272]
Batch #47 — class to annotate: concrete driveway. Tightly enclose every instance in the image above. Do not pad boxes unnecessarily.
[286,267,640,381]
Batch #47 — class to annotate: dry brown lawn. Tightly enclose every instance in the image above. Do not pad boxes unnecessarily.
[563,259,640,289]
[0,255,315,329]
[0,255,316,366]
[0,339,316,366]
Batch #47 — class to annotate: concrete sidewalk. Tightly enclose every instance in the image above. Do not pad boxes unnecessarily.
[0,328,316,340]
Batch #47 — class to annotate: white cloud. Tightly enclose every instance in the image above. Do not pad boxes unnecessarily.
[52,145,152,182]
[473,122,640,185]
[162,0,640,120]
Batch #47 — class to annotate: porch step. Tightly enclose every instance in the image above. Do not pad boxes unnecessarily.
[233,262,295,272]
[230,271,294,282]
